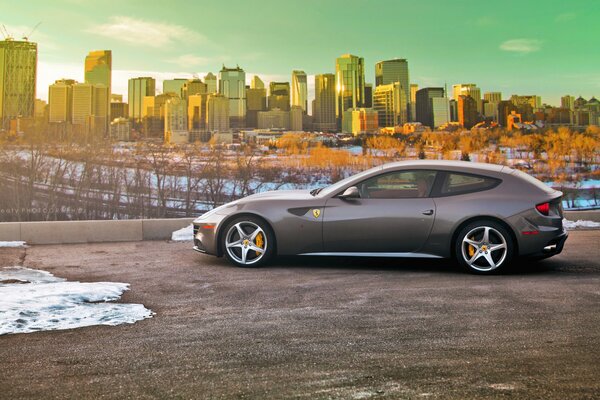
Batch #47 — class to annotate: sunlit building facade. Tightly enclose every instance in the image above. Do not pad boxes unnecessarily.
[246,86,267,128]
[164,97,188,144]
[373,82,407,128]
[269,82,290,111]
[128,77,156,121]
[0,39,37,130]
[48,79,76,123]
[561,95,575,111]
[251,75,265,89]
[453,84,481,113]
[207,93,229,132]
[72,82,109,137]
[342,108,378,135]
[219,65,246,128]
[375,58,409,115]
[204,72,217,94]
[458,95,478,129]
[335,54,365,127]
[84,50,111,123]
[182,79,207,100]
[415,87,445,128]
[291,70,308,112]
[163,78,187,97]
[313,73,336,132]
[431,97,450,128]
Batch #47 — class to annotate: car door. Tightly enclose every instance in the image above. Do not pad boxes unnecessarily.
[322,170,437,254]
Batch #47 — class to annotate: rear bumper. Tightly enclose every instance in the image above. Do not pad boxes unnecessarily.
[526,228,568,259]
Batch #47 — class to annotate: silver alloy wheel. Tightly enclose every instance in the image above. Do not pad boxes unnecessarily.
[460,226,508,272]
[225,221,267,265]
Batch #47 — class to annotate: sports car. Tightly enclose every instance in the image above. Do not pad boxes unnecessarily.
[192,160,567,274]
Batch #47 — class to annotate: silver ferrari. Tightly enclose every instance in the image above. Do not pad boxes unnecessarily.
[192,160,567,274]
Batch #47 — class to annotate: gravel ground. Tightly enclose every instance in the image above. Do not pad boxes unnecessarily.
[0,230,599,399]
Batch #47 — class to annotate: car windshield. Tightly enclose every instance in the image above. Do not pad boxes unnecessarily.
[316,165,384,197]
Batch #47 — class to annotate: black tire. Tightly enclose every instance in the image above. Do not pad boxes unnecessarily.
[221,216,274,268]
[454,220,514,274]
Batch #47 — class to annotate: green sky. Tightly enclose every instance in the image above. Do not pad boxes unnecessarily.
[1,0,598,105]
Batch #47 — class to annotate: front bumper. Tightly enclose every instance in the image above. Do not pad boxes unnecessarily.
[192,213,229,256]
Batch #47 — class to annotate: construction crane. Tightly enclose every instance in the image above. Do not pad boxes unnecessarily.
[22,21,41,41]
[1,24,13,40]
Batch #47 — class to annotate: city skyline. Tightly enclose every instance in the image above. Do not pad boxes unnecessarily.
[1,0,598,106]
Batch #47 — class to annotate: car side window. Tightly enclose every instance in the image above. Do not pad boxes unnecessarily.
[440,172,500,196]
[358,170,437,199]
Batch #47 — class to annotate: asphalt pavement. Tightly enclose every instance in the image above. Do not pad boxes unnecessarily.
[0,230,599,399]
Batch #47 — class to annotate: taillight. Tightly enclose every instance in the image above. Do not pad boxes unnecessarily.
[536,202,550,216]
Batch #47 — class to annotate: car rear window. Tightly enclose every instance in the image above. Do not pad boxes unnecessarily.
[440,172,500,196]
[511,169,556,194]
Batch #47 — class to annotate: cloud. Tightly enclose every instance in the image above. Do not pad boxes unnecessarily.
[87,16,206,48]
[499,39,541,54]
[555,12,576,22]
[1,24,59,50]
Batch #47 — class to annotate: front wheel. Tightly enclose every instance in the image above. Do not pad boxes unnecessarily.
[455,221,514,274]
[221,217,274,267]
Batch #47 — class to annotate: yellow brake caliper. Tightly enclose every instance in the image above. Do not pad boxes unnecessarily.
[255,233,264,256]
[468,236,475,257]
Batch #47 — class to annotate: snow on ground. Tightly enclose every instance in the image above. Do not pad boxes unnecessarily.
[171,224,194,241]
[0,241,27,248]
[563,219,600,230]
[0,267,153,335]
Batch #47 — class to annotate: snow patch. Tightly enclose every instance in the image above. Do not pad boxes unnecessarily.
[563,219,600,230]
[171,224,194,241]
[0,267,153,335]
[0,241,27,248]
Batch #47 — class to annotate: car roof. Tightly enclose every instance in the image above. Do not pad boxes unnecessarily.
[381,160,511,175]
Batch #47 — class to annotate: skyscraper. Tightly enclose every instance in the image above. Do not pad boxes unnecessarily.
[431,97,450,128]
[458,95,478,129]
[204,72,217,94]
[188,94,208,138]
[219,65,246,128]
[251,75,265,89]
[374,59,409,113]
[84,50,111,122]
[72,82,108,136]
[291,70,308,112]
[182,79,207,100]
[207,93,229,132]
[415,87,445,128]
[313,73,336,132]
[164,97,188,144]
[364,83,373,108]
[373,82,407,128]
[48,79,76,123]
[163,78,188,97]
[269,82,290,111]
[452,84,481,113]
[336,54,365,127]
[0,39,37,130]
[128,77,156,121]
[484,92,502,103]
[561,95,575,110]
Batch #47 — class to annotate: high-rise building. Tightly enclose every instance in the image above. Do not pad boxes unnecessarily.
[128,77,156,121]
[374,58,409,115]
[219,65,246,128]
[207,93,229,132]
[510,95,542,110]
[141,93,177,137]
[72,82,108,136]
[431,97,450,128]
[291,70,308,112]
[410,84,419,122]
[163,78,187,97]
[269,82,290,111]
[164,97,188,144]
[458,95,478,129]
[48,79,76,123]
[258,109,290,130]
[204,72,217,94]
[34,99,46,119]
[498,101,518,127]
[484,92,502,103]
[84,50,111,122]
[251,75,264,89]
[182,78,207,100]
[313,73,336,132]
[561,95,575,110]
[453,84,481,113]
[246,85,267,128]
[188,94,209,141]
[415,87,445,128]
[0,39,37,130]
[364,83,373,108]
[290,106,303,131]
[110,101,128,120]
[373,82,407,128]
[336,54,365,125]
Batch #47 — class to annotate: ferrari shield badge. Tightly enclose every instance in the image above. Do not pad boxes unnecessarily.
[312,209,321,218]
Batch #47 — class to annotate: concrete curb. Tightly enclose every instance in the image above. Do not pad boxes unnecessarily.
[0,218,194,244]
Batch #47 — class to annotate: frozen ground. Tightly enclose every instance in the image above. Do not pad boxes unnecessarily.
[0,267,153,335]
[171,224,194,241]
[563,219,600,229]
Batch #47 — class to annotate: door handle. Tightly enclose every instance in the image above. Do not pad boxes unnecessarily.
[422,209,434,216]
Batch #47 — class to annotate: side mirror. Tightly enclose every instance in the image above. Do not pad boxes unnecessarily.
[339,186,360,200]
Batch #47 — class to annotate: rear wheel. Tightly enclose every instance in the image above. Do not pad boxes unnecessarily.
[455,220,514,274]
[221,217,274,267]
